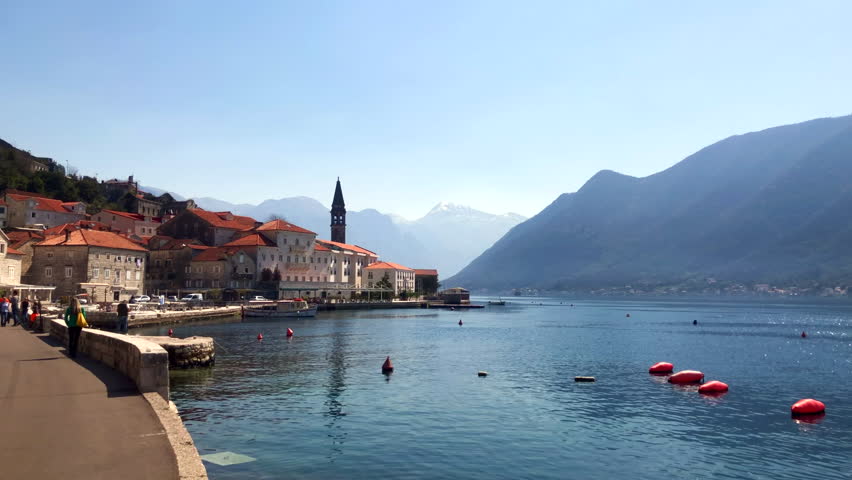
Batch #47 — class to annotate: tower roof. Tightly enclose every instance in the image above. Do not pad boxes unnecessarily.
[332,178,345,208]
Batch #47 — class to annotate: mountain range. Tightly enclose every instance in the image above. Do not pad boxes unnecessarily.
[446,114,852,292]
[139,188,525,278]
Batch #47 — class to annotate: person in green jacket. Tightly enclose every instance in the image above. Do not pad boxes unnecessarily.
[63,298,86,358]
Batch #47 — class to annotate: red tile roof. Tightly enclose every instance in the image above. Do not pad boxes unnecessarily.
[365,261,414,271]
[189,209,257,230]
[36,229,147,252]
[223,233,276,247]
[97,209,162,223]
[191,247,240,262]
[6,230,45,249]
[42,220,113,237]
[256,219,316,235]
[7,193,84,214]
[414,269,439,276]
[314,243,330,252]
[316,239,377,256]
[6,247,24,255]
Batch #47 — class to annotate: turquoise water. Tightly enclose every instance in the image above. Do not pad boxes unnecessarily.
[150,299,852,479]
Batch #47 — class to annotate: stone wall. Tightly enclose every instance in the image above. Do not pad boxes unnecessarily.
[47,318,170,401]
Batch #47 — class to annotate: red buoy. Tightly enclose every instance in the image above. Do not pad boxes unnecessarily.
[458,319,463,326]
[257,333,263,340]
[698,380,729,393]
[286,328,294,337]
[668,370,704,384]
[791,398,825,415]
[801,331,807,338]
[168,328,174,337]
[649,362,674,374]
[381,356,394,374]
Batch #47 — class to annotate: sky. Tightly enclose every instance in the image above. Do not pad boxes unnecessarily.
[2,1,851,220]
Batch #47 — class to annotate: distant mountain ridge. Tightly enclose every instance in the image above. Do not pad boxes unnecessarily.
[446,114,852,292]
[144,192,525,277]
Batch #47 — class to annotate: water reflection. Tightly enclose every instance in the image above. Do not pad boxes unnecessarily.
[324,330,348,461]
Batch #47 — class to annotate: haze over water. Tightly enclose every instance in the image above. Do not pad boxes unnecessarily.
[152,300,852,479]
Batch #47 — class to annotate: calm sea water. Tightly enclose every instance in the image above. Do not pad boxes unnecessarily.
[144,299,852,479]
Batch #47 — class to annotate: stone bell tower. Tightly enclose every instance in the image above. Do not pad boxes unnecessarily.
[331,177,346,243]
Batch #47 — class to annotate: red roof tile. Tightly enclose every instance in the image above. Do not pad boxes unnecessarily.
[36,229,147,252]
[316,239,377,256]
[97,209,162,223]
[223,233,276,247]
[365,261,414,271]
[191,247,239,262]
[189,209,257,230]
[314,243,330,252]
[7,193,84,214]
[42,221,112,237]
[6,230,45,249]
[256,219,316,235]
[414,269,439,276]
[6,247,24,255]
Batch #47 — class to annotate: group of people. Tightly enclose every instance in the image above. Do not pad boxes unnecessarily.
[0,292,41,328]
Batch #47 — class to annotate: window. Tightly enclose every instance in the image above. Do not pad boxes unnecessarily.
[296,238,300,245]
[286,276,290,281]
[239,254,244,264]
[104,268,111,279]
[8,266,14,278]
[283,238,287,245]
[126,270,132,280]
[135,271,140,280]
[45,266,53,278]
[32,212,36,218]
[185,280,191,287]
[301,276,305,282]
[195,280,202,288]
[287,256,291,263]
[92,268,99,278]
[185,266,191,273]
[156,259,161,267]
[65,266,72,278]
[0,243,4,254]
[279,255,283,261]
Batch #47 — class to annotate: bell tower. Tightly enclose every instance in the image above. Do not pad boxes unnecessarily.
[331,177,346,243]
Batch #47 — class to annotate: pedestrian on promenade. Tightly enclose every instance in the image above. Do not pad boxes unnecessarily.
[116,300,129,334]
[64,298,87,358]
[0,296,9,327]
[21,297,30,330]
[11,291,20,326]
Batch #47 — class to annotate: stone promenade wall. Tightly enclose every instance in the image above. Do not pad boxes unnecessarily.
[48,319,170,401]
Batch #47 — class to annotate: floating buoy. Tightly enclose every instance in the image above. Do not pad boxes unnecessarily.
[570,304,574,307]
[693,320,698,325]
[626,313,631,318]
[450,307,455,311]
[801,331,807,338]
[458,319,463,326]
[698,380,729,394]
[668,370,704,384]
[791,398,825,415]
[257,333,263,340]
[381,356,394,374]
[286,328,294,337]
[575,376,596,382]
[168,328,174,337]
[478,371,488,377]
[649,362,674,374]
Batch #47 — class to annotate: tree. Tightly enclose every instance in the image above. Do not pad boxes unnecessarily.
[260,268,273,282]
[376,272,393,299]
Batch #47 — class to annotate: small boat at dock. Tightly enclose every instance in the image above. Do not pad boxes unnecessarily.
[244,299,317,318]
[488,298,506,306]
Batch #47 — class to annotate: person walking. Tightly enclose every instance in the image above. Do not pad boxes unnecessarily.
[11,291,20,326]
[64,298,87,358]
[0,296,9,327]
[116,300,129,334]
[21,297,30,330]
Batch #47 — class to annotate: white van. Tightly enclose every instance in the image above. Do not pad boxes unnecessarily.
[180,293,204,302]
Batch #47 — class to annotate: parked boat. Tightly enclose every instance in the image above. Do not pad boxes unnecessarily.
[488,299,506,306]
[244,299,317,318]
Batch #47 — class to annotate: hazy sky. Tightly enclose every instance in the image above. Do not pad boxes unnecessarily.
[2,1,851,219]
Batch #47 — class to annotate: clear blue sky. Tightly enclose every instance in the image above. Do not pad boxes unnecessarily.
[2,1,850,219]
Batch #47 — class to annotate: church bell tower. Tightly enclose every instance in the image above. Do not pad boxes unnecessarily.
[331,177,346,243]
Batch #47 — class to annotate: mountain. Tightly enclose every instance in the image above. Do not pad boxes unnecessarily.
[189,197,525,277]
[446,114,852,292]
[140,185,186,201]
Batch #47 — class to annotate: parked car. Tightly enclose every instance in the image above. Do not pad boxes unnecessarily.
[249,296,269,301]
[167,296,178,302]
[181,293,204,302]
[130,295,151,303]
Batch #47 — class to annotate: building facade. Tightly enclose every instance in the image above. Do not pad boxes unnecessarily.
[365,261,415,296]
[91,209,161,237]
[0,230,24,288]
[5,192,87,229]
[157,209,258,246]
[30,230,147,302]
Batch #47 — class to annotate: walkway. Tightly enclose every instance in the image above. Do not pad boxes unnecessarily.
[0,325,179,479]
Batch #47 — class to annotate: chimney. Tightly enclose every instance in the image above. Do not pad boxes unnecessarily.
[65,230,71,243]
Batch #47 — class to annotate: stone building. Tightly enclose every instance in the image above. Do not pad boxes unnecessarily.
[188,246,256,292]
[30,229,147,302]
[0,230,24,288]
[4,192,87,229]
[414,269,439,295]
[157,209,258,246]
[364,261,415,296]
[145,237,209,295]
[91,209,161,237]
[0,199,7,228]
[6,229,44,281]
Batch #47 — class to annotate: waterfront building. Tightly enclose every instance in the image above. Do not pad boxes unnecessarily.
[4,191,87,229]
[157,208,258,246]
[30,229,147,302]
[0,229,24,288]
[6,229,45,281]
[188,246,255,293]
[364,261,415,296]
[91,209,161,237]
[145,237,210,294]
[414,269,440,295]
[439,287,470,305]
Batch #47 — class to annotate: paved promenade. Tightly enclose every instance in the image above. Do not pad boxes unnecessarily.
[0,325,179,479]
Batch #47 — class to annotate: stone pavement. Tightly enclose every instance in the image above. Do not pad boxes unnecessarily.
[0,324,179,480]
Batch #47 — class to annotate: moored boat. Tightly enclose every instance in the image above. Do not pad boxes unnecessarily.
[244,299,317,318]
